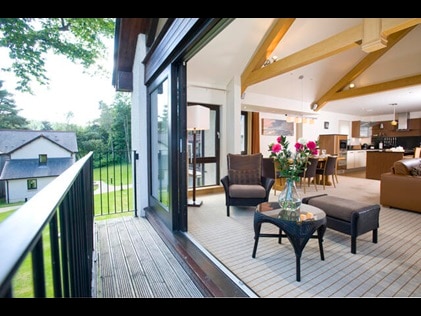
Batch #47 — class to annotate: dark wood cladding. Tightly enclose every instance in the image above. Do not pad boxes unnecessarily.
[144,18,199,85]
[372,118,421,138]
[366,151,404,180]
[143,18,232,85]
[113,18,158,91]
[113,18,234,91]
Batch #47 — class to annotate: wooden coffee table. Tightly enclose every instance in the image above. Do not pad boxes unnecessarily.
[252,202,327,282]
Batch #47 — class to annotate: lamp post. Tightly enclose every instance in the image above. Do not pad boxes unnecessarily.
[187,105,210,207]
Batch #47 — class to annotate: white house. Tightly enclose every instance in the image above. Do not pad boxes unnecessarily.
[0,130,78,203]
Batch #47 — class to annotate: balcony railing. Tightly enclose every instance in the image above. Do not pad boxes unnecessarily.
[0,152,94,298]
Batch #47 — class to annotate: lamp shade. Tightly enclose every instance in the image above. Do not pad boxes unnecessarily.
[187,105,210,131]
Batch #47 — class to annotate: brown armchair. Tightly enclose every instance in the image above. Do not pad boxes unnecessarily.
[221,153,274,216]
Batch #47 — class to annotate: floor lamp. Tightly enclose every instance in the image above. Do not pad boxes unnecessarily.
[187,105,210,207]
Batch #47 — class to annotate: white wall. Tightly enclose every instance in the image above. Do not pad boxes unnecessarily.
[187,76,383,177]
[11,138,71,159]
[6,177,55,203]
[131,34,148,217]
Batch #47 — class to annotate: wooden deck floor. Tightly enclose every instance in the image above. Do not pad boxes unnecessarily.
[93,215,205,298]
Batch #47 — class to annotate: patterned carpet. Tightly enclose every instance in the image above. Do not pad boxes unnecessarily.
[187,174,421,297]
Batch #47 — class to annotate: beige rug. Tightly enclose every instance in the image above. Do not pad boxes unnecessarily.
[187,174,421,297]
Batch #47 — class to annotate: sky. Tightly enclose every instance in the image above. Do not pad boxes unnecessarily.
[0,38,116,127]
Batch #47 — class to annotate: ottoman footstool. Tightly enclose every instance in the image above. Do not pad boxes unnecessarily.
[302,194,380,254]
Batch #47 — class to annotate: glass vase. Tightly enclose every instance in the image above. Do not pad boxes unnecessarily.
[277,177,301,221]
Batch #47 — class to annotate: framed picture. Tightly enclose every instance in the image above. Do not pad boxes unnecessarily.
[262,118,294,136]
[324,121,329,129]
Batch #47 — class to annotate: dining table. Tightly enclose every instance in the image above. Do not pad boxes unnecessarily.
[311,155,333,186]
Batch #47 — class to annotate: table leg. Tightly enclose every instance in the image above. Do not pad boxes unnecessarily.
[296,255,301,282]
[252,223,262,258]
[317,225,326,260]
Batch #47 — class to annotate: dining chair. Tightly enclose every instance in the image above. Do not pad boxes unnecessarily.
[335,157,344,183]
[298,157,319,193]
[316,155,338,190]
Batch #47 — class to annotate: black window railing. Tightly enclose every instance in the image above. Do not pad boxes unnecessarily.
[0,152,94,298]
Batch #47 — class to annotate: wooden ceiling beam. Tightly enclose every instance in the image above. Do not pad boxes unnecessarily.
[242,18,421,103]
[313,26,416,111]
[243,24,362,88]
[327,74,421,101]
[381,18,421,36]
[361,18,387,53]
[241,18,295,94]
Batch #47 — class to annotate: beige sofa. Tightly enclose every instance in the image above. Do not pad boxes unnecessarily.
[380,158,421,213]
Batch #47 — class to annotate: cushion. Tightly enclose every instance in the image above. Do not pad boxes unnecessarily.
[305,195,379,222]
[410,166,421,176]
[228,153,262,173]
[228,184,266,198]
[393,158,421,175]
[229,169,261,185]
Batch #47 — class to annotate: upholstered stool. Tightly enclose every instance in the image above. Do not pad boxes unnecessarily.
[302,194,380,254]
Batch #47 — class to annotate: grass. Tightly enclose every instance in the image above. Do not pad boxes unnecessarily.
[0,188,133,297]
[0,198,24,208]
[93,162,132,186]
[94,188,134,217]
[0,163,133,297]
[0,210,14,222]
[0,209,53,297]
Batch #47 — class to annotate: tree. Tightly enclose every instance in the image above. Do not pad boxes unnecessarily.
[40,120,53,131]
[0,18,115,93]
[87,93,131,161]
[76,123,109,161]
[0,80,28,129]
[111,93,131,162]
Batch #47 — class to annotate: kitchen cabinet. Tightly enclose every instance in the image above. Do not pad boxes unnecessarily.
[347,150,366,169]
[318,134,347,155]
[366,151,404,180]
[352,121,370,138]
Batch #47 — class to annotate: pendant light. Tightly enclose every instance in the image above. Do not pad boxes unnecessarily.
[391,103,398,126]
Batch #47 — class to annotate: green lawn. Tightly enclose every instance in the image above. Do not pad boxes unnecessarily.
[94,188,134,217]
[0,163,134,297]
[0,210,53,297]
[0,209,14,222]
[93,162,132,185]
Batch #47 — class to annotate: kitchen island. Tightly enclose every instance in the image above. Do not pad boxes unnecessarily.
[366,151,404,180]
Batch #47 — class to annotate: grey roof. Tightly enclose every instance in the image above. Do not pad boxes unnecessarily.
[0,130,78,154]
[0,158,74,180]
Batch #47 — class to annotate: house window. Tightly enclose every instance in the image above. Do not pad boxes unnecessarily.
[39,154,47,165]
[27,179,37,190]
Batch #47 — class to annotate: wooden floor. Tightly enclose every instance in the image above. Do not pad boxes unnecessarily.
[93,215,205,298]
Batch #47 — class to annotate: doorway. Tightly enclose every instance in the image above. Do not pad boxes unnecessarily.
[187,103,220,189]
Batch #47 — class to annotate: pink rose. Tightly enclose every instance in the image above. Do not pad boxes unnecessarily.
[306,141,317,150]
[271,143,281,153]
[294,142,304,151]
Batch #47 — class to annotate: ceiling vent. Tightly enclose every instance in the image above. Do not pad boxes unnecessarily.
[397,112,410,130]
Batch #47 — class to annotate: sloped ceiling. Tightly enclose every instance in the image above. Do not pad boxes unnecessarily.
[113,18,421,118]
[187,18,421,118]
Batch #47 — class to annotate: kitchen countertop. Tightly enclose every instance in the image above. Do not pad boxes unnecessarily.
[347,149,413,154]
[365,149,414,155]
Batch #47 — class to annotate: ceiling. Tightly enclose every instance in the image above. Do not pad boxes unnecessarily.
[187,18,421,118]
